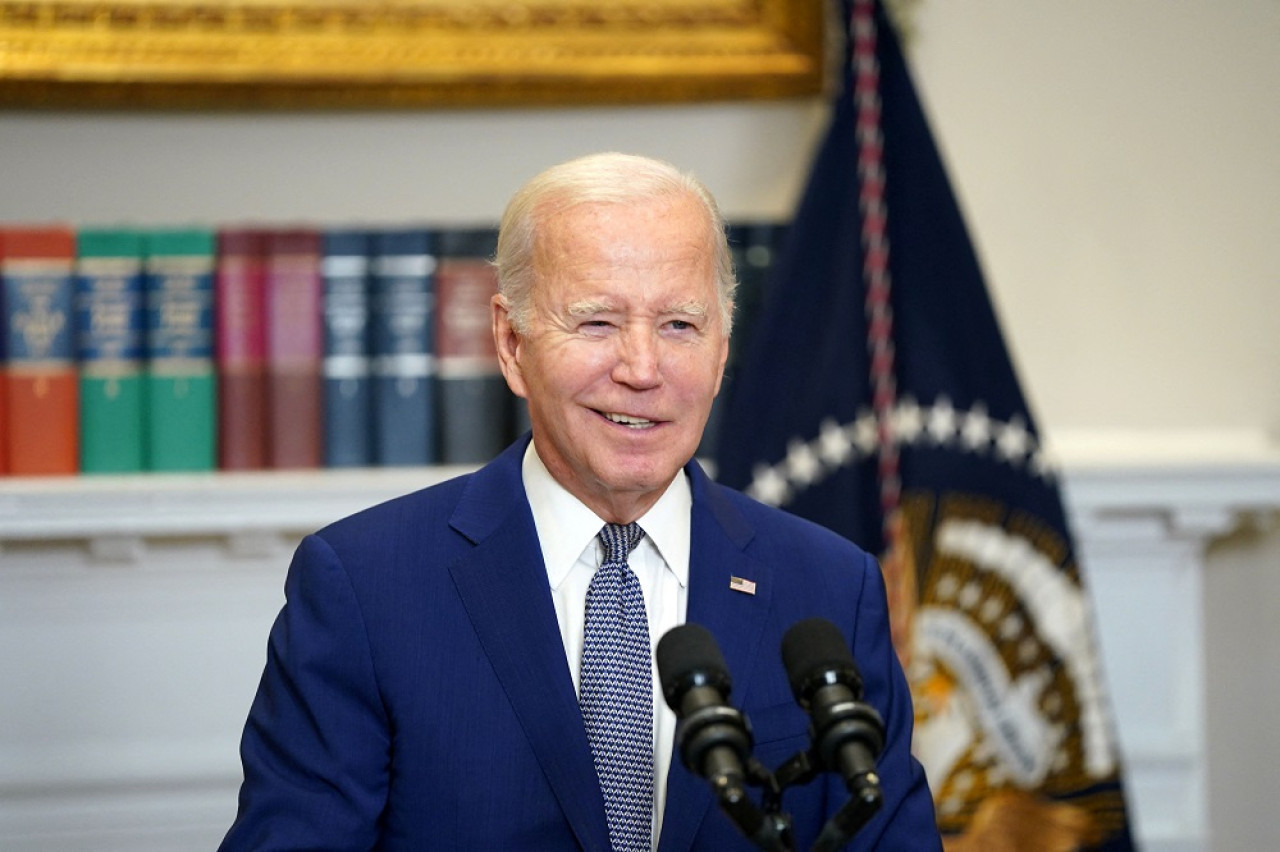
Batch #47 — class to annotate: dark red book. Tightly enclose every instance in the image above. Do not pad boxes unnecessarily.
[263,229,323,469]
[1,226,79,475]
[215,229,268,470]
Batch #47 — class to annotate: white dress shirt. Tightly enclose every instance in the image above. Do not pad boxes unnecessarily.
[522,439,690,849]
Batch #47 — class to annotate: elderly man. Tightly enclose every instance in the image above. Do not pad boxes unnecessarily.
[221,152,939,850]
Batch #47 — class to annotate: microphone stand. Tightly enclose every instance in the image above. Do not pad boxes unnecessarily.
[714,756,794,852]
[715,747,882,852]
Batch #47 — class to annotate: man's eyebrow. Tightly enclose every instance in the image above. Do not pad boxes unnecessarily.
[566,299,615,317]
[564,299,710,317]
[663,300,710,317]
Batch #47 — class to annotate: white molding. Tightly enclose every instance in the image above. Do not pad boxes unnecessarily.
[0,466,472,543]
[1056,429,1280,543]
[1052,433,1280,852]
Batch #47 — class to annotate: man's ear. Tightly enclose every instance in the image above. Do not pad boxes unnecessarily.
[713,300,733,396]
[492,294,528,399]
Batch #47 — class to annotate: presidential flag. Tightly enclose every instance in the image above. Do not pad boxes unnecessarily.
[714,2,1136,848]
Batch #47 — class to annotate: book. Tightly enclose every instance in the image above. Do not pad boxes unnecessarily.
[0,226,79,475]
[215,229,268,470]
[435,227,511,464]
[321,229,373,467]
[144,229,217,472]
[0,276,4,474]
[700,221,788,459]
[76,228,147,473]
[263,229,323,469]
[369,229,437,466]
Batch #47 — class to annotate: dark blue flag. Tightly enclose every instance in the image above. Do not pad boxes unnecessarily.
[715,2,1136,848]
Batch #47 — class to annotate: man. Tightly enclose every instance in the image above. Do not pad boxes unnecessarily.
[221,152,939,850]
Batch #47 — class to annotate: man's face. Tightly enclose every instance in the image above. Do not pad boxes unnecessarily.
[493,193,730,522]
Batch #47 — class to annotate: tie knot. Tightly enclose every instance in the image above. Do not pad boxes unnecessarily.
[599,523,644,566]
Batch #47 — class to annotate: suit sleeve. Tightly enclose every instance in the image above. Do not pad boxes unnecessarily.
[846,550,942,850]
[220,534,390,851]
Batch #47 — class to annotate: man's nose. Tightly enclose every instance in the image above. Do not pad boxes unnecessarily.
[612,326,661,388]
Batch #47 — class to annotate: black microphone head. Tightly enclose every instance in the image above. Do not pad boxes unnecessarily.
[656,623,732,711]
[781,617,863,706]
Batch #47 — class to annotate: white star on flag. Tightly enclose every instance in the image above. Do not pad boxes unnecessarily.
[818,417,854,466]
[927,396,958,444]
[785,437,823,486]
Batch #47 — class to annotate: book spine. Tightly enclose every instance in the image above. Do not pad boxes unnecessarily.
[700,221,789,459]
[0,265,5,475]
[322,230,372,467]
[144,229,217,472]
[76,229,147,473]
[1,226,79,475]
[264,229,323,469]
[370,230,437,466]
[435,228,510,464]
[215,229,268,471]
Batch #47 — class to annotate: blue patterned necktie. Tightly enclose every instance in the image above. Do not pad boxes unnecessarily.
[580,522,653,852]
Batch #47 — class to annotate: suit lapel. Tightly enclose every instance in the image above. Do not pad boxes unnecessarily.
[445,442,612,852]
[659,466,774,852]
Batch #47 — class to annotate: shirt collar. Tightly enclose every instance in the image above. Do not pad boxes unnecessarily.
[522,439,691,590]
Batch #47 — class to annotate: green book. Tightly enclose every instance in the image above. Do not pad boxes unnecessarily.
[76,228,147,473]
[144,229,217,471]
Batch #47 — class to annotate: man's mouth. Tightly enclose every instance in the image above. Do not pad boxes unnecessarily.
[602,411,657,429]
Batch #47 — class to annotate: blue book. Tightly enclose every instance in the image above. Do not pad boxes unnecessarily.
[369,229,437,466]
[322,230,373,467]
[699,221,788,459]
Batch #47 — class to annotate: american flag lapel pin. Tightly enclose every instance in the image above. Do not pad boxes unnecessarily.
[729,576,757,596]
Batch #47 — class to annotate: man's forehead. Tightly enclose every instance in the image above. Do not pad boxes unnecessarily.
[538,194,708,239]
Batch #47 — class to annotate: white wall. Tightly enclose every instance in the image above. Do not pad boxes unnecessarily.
[3,1,1278,847]
[907,1,1280,439]
[0,103,827,227]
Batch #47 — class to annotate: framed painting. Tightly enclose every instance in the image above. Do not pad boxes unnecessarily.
[0,0,826,109]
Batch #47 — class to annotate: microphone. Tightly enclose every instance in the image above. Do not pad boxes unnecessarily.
[658,624,793,852]
[780,618,885,809]
[656,623,753,799]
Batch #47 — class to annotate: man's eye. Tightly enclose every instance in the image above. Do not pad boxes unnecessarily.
[667,319,696,332]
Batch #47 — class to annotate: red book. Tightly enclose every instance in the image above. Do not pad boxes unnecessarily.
[0,366,5,474]
[263,229,323,469]
[215,229,268,470]
[0,226,78,475]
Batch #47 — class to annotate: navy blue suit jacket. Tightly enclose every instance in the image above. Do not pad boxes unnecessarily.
[222,437,939,850]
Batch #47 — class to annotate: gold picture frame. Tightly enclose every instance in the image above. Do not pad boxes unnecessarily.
[0,0,826,109]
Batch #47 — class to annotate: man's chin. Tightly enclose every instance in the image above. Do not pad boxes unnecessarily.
[595,459,683,496]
